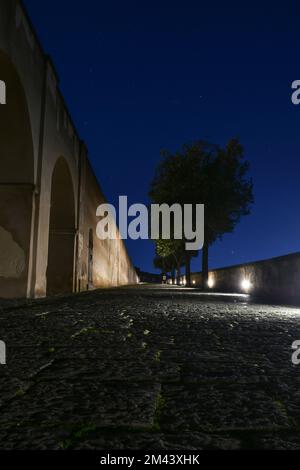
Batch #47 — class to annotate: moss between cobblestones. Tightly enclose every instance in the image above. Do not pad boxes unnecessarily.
[59,424,159,449]
[71,327,115,338]
[153,391,166,432]
[14,388,26,398]
[59,423,97,449]
[154,350,162,362]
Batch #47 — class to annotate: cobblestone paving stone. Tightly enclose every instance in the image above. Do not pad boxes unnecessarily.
[1,285,300,449]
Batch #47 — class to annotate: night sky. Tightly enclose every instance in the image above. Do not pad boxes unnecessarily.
[24,0,300,273]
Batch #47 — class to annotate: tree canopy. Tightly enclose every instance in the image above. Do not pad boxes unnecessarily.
[149,138,254,287]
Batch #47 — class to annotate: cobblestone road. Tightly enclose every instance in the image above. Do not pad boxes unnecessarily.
[1,285,300,449]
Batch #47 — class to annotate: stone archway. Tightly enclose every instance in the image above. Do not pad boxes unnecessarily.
[0,51,34,298]
[46,157,76,295]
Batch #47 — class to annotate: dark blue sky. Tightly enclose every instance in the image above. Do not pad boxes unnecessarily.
[25,0,300,273]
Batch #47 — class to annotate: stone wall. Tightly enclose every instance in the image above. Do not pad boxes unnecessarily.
[0,0,138,298]
[178,252,300,304]
[78,158,138,291]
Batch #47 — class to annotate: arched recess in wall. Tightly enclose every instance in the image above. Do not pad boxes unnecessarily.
[46,157,76,295]
[0,50,34,298]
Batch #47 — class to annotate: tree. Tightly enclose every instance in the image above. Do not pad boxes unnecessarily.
[200,139,254,287]
[154,239,196,286]
[149,138,253,289]
[153,252,176,283]
[155,239,185,285]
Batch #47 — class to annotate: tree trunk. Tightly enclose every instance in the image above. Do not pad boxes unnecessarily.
[185,253,191,287]
[176,265,181,285]
[202,241,209,290]
[171,269,175,284]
